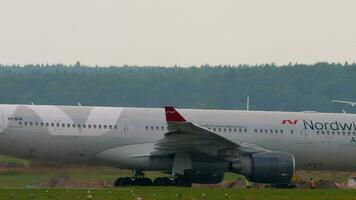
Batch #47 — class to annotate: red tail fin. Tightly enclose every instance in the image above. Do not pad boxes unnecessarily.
[165,106,186,122]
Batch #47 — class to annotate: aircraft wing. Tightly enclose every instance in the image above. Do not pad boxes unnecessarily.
[152,106,268,158]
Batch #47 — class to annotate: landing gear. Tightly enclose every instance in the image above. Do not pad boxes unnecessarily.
[153,177,173,186]
[133,177,153,186]
[115,177,133,186]
[114,170,193,187]
[173,175,192,187]
[114,170,153,187]
[114,177,123,186]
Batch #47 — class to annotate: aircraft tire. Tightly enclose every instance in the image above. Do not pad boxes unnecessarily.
[133,178,153,186]
[174,176,192,187]
[153,177,173,186]
[120,177,133,186]
[114,177,123,186]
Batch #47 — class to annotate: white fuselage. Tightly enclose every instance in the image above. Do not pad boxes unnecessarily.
[0,104,355,172]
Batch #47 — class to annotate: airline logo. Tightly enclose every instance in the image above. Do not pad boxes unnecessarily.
[282,120,298,125]
[303,120,356,131]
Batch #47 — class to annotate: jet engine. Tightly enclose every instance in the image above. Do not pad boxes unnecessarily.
[231,151,295,184]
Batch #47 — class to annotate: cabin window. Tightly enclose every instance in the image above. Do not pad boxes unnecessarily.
[72,124,76,128]
[218,128,221,132]
[109,125,112,129]
[83,124,86,128]
[35,122,38,126]
[104,125,107,129]
[270,129,273,133]
[275,130,278,133]
[78,124,81,128]
[67,124,70,128]
[29,122,33,126]
[93,125,97,129]
[88,125,92,129]
[98,125,102,129]
[223,128,226,132]
[161,126,164,130]
[244,129,247,133]
[45,123,49,127]
[40,122,44,126]
[19,121,22,125]
[114,125,118,129]
[62,123,65,128]
[290,130,294,134]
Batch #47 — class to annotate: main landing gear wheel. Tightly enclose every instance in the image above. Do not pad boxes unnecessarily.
[119,177,133,186]
[174,176,192,187]
[153,177,173,186]
[114,177,123,186]
[133,178,153,186]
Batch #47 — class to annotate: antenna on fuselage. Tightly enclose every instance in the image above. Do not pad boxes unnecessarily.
[77,102,82,106]
[31,102,34,105]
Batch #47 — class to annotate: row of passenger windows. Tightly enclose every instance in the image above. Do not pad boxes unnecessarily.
[316,130,356,136]
[146,126,167,131]
[254,129,288,134]
[18,121,118,130]
[145,125,248,133]
[207,127,247,133]
[145,125,288,134]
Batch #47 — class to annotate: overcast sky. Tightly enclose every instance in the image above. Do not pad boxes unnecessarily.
[0,0,355,66]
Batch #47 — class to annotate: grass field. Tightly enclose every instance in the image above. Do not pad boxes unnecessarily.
[0,188,355,200]
[0,153,356,200]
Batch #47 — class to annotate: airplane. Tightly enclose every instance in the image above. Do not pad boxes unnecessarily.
[332,99,356,107]
[0,104,356,187]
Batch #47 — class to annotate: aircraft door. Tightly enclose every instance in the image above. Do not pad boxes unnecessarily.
[298,120,312,144]
[121,116,130,136]
[0,111,4,134]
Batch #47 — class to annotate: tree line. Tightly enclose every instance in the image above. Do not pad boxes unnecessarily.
[0,62,355,113]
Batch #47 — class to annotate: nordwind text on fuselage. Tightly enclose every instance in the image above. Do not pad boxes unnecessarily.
[303,120,356,131]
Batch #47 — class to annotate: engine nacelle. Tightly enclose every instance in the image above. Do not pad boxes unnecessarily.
[231,151,295,184]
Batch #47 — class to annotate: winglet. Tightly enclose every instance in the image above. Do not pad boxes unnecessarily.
[165,106,186,122]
